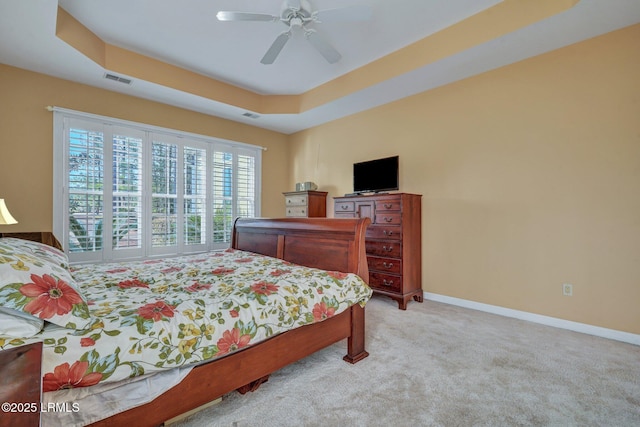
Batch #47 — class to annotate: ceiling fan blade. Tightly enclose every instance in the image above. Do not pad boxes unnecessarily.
[305,31,341,64]
[261,32,291,64]
[216,11,278,22]
[314,5,373,23]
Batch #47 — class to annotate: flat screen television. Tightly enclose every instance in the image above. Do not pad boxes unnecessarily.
[353,155,399,194]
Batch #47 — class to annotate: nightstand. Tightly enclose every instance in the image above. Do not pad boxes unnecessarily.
[0,232,62,250]
[283,191,328,217]
[0,341,42,427]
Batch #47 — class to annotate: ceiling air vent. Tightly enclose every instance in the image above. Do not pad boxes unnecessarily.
[242,112,260,119]
[104,73,133,85]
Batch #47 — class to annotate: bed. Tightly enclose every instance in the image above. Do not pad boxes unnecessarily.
[0,217,372,427]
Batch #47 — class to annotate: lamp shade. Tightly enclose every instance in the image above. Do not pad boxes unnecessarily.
[0,199,18,225]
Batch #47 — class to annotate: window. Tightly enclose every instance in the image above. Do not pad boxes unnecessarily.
[53,109,262,263]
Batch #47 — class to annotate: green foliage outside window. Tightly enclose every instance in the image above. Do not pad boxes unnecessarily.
[69,213,138,252]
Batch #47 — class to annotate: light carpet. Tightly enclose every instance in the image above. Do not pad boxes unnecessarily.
[174,297,640,427]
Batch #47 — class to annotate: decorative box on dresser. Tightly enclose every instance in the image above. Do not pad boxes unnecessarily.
[334,193,422,310]
[283,191,328,217]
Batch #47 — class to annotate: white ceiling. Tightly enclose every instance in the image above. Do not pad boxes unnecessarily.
[0,0,639,134]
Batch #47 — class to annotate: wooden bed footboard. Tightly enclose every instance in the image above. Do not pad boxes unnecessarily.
[90,217,371,426]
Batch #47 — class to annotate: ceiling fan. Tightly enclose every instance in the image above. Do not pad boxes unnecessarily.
[216,0,372,65]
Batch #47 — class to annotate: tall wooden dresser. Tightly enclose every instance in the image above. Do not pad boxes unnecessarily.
[334,193,422,309]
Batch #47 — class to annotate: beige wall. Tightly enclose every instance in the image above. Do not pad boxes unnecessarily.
[0,64,290,231]
[1,24,639,335]
[289,24,640,334]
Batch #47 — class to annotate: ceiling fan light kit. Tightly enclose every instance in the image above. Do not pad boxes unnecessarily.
[216,0,371,65]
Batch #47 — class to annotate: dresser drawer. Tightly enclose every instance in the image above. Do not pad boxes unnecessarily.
[286,206,308,217]
[335,213,356,219]
[367,225,401,240]
[374,213,401,225]
[369,272,402,292]
[375,198,401,211]
[368,256,402,274]
[335,201,355,213]
[285,195,308,206]
[366,240,401,258]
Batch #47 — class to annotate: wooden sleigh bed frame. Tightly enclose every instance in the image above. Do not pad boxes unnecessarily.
[85,217,371,426]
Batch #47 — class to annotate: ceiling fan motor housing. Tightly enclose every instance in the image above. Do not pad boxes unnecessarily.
[281,0,313,23]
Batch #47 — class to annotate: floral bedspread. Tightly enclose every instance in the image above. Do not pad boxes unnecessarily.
[0,249,371,392]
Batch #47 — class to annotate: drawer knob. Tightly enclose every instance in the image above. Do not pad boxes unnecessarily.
[383,230,393,236]
[382,279,394,286]
[287,199,292,203]
[382,262,394,269]
[341,205,348,210]
[383,217,393,223]
[382,245,393,252]
[384,203,393,209]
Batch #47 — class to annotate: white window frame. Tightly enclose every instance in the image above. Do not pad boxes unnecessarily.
[52,108,262,263]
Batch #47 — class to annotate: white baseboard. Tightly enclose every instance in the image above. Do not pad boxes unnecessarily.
[423,292,640,346]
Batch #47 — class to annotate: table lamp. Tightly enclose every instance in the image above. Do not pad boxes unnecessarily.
[0,199,18,224]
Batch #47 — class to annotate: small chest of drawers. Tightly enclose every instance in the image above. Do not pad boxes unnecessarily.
[283,191,328,217]
[334,192,422,309]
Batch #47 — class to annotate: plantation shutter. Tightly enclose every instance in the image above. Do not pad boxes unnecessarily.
[211,145,260,249]
[53,108,262,262]
[182,144,208,251]
[109,126,144,260]
[150,138,179,255]
[66,118,106,263]
[64,118,145,263]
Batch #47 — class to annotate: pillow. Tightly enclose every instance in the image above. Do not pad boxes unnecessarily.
[0,238,93,330]
[0,306,44,337]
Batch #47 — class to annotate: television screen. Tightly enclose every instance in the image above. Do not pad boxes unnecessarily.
[353,156,399,193]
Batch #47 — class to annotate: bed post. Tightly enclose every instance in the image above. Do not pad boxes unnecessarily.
[344,303,368,363]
